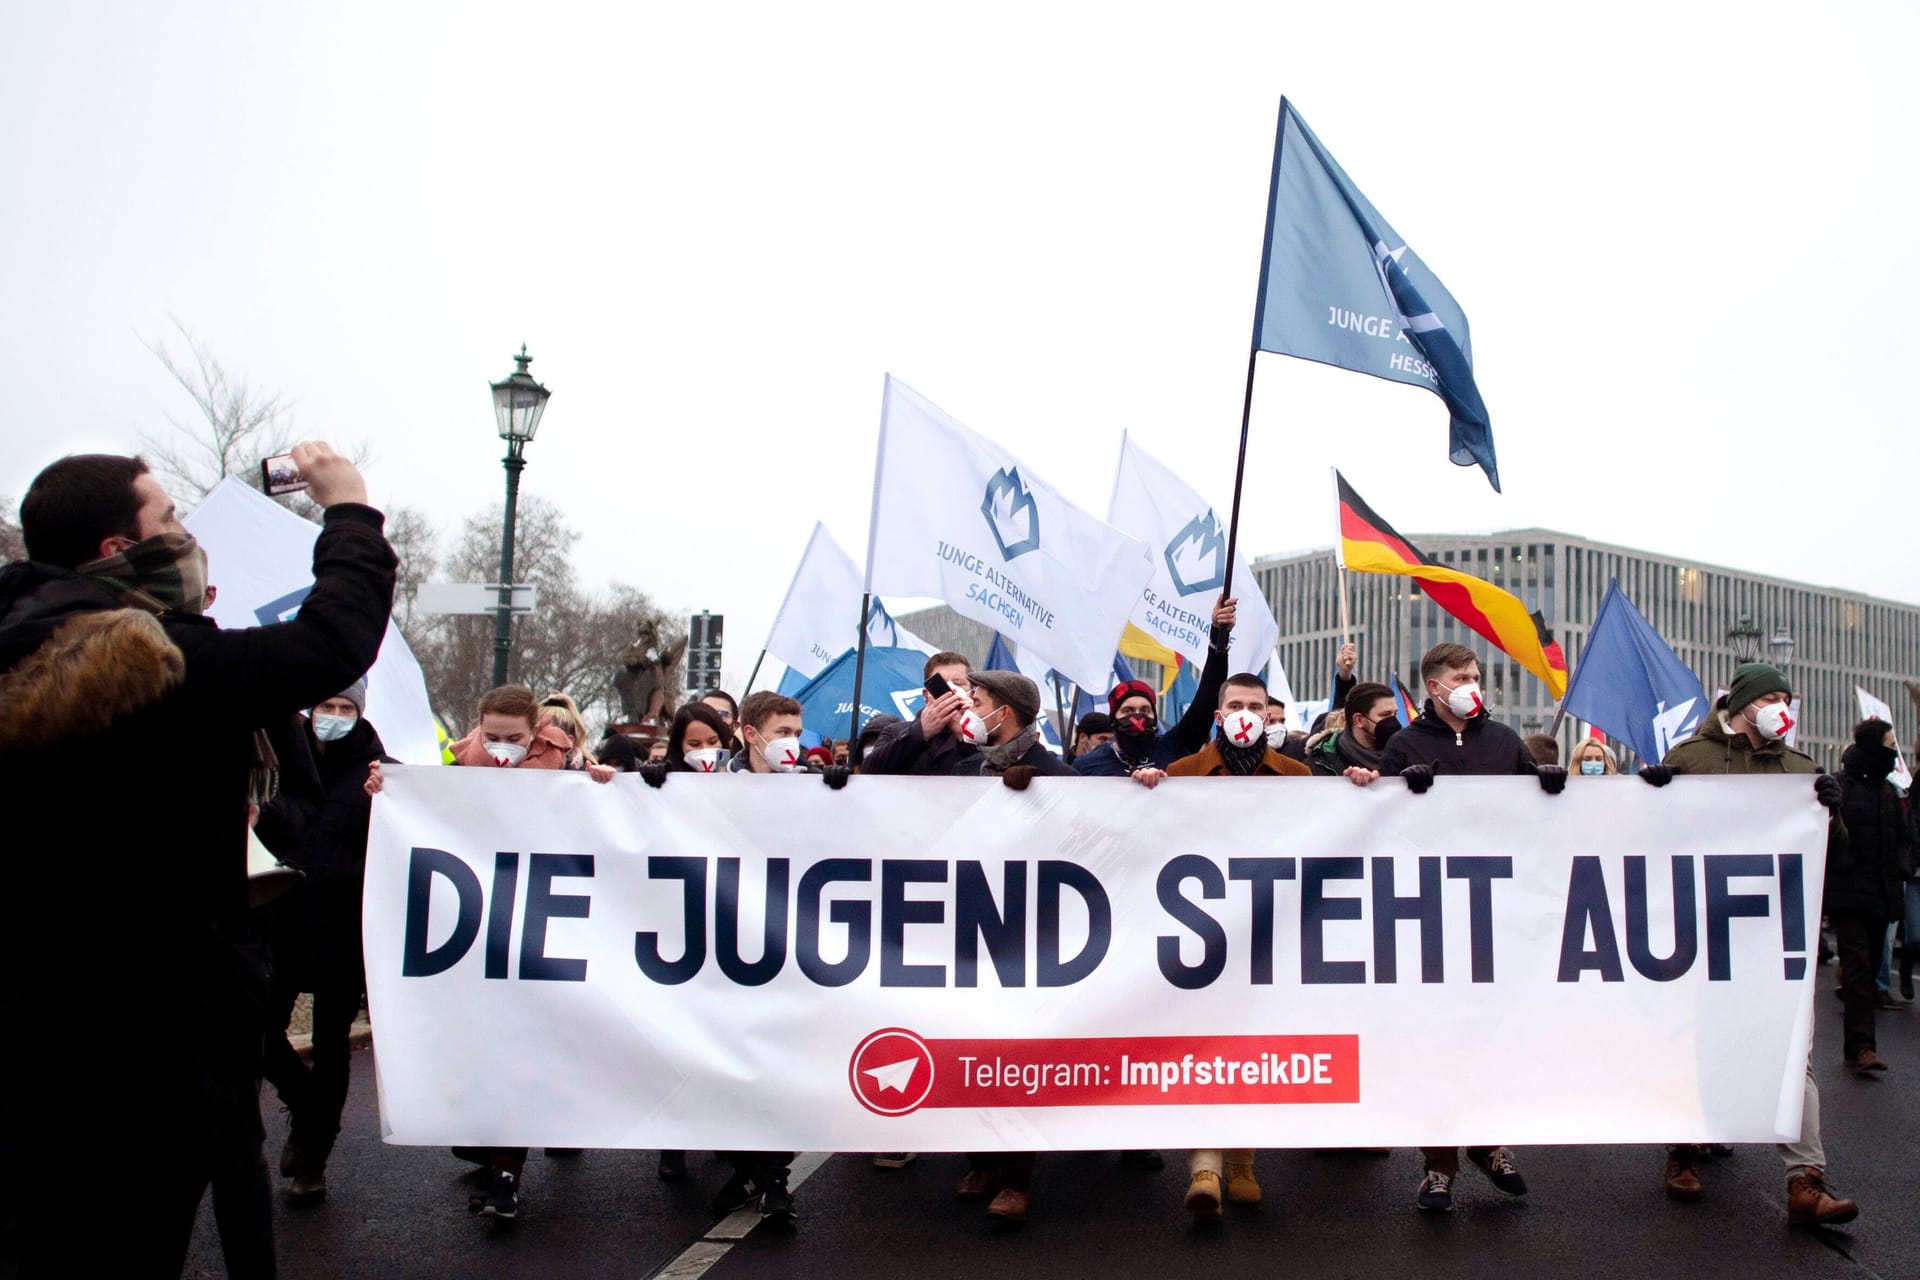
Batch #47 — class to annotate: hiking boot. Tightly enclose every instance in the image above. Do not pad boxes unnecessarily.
[1416,1170,1454,1213]
[1664,1150,1702,1202]
[987,1188,1029,1223]
[1119,1149,1164,1171]
[1183,1169,1223,1218]
[657,1150,687,1181]
[709,1172,756,1215]
[1224,1162,1262,1205]
[1786,1170,1858,1226]
[1470,1146,1528,1197]
[871,1152,917,1169]
[758,1179,796,1227]
[1848,1048,1891,1074]
[475,1170,519,1220]
[956,1168,998,1201]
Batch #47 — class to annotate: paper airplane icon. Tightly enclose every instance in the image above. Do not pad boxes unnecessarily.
[863,1057,919,1094]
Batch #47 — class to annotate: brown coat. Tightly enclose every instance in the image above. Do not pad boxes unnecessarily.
[448,721,574,770]
[1167,740,1311,778]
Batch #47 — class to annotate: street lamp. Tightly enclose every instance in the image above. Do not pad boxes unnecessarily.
[1726,613,1762,663]
[1768,624,1796,669]
[489,345,551,688]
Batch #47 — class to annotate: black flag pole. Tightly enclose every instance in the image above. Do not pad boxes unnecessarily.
[849,594,872,765]
[1222,97,1289,594]
[1219,347,1259,586]
[743,649,767,696]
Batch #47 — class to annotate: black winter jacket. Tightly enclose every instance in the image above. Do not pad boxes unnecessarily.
[1831,745,1912,921]
[0,504,395,1132]
[1377,702,1538,777]
[861,715,983,776]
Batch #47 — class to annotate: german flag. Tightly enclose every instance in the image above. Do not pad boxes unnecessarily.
[1334,470,1568,698]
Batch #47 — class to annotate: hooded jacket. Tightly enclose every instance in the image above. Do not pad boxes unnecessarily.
[0,503,395,1133]
[1306,725,1386,777]
[1831,743,1912,921]
[1376,702,1537,777]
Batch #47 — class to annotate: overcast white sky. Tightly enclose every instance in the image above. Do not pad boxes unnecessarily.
[4,2,1916,692]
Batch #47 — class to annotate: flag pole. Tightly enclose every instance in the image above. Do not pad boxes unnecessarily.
[1220,346,1259,584]
[1223,96,1290,591]
[849,595,872,763]
[743,649,767,696]
[1053,675,1071,761]
[1337,566,1352,646]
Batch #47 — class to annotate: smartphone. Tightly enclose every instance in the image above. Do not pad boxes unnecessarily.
[924,673,953,701]
[261,452,307,496]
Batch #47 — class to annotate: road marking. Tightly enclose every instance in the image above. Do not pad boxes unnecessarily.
[650,1151,833,1277]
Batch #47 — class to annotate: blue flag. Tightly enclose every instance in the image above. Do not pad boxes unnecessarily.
[790,645,929,741]
[1559,581,1709,766]
[1252,99,1498,490]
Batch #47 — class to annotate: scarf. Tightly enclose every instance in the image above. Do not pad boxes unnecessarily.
[1218,735,1267,776]
[979,723,1040,775]
[77,532,208,616]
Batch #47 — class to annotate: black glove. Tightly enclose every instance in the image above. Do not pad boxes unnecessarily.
[820,765,852,791]
[1536,764,1567,795]
[1814,773,1842,809]
[1639,764,1675,788]
[639,763,669,790]
[1001,764,1039,792]
[1400,764,1434,795]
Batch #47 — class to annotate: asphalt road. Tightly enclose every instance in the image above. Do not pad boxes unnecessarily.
[148,981,1920,1279]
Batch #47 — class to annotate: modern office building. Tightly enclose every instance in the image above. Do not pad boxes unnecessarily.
[1252,529,1920,769]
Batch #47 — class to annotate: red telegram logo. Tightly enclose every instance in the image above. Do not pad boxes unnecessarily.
[849,1028,936,1116]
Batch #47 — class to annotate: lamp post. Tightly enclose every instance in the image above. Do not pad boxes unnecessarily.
[489,345,551,688]
[1768,624,1796,669]
[1726,613,1762,664]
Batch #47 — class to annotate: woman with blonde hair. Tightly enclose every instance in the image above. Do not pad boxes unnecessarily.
[539,692,595,767]
[1570,737,1618,776]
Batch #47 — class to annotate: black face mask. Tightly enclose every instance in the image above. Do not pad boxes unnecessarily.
[1372,716,1401,747]
[1115,712,1158,742]
[1860,741,1899,779]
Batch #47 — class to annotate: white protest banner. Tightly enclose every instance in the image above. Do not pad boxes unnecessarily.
[185,479,441,765]
[1854,686,1913,791]
[864,377,1154,691]
[367,771,1824,1151]
[763,522,934,682]
[1107,434,1279,675]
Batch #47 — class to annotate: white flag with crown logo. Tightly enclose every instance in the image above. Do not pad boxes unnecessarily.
[1107,434,1279,676]
[864,377,1153,691]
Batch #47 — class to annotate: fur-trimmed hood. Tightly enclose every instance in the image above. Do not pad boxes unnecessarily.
[0,560,185,752]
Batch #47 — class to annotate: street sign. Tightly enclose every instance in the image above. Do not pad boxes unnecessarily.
[688,610,724,694]
[414,582,539,616]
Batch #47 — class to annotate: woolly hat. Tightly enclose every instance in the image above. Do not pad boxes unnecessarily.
[332,678,368,715]
[1725,662,1791,716]
[1109,679,1157,713]
[970,669,1041,724]
[1076,712,1113,737]
[1854,717,1894,751]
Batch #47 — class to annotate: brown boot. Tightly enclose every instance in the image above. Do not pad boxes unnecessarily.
[1224,1162,1262,1205]
[1663,1148,1702,1202]
[955,1168,998,1201]
[1848,1048,1890,1074]
[1786,1169,1858,1226]
[286,1150,328,1207]
[1183,1169,1223,1218]
[986,1188,1029,1223]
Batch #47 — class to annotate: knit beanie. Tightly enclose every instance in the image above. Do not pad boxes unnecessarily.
[1725,662,1790,716]
[335,678,368,715]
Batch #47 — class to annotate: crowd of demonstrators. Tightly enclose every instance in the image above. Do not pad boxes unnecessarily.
[1640,661,1859,1224]
[14,435,1898,1270]
[1,444,393,1278]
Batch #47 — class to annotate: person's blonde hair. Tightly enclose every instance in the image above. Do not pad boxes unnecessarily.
[539,691,595,763]
[1572,738,1618,775]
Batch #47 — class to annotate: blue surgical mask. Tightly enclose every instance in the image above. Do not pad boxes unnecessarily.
[312,712,357,742]
[1580,760,1605,776]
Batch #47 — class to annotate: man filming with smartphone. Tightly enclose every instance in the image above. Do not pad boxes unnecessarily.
[858,650,981,776]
